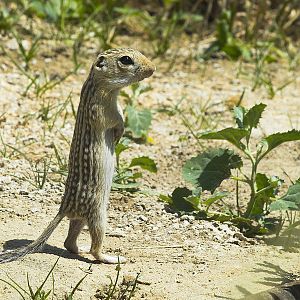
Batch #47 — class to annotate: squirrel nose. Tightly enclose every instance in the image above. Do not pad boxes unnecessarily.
[144,62,156,78]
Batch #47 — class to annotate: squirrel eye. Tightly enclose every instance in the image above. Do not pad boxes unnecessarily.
[96,56,105,68]
[119,56,134,65]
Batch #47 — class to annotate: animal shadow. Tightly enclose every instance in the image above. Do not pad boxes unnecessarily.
[1,239,94,263]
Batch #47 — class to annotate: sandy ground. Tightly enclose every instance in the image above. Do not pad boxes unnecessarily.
[0,31,300,300]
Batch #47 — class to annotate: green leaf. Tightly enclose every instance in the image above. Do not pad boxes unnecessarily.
[233,106,246,129]
[198,128,248,150]
[169,187,200,212]
[160,188,201,212]
[261,130,300,157]
[159,194,172,204]
[269,181,300,211]
[251,174,283,216]
[243,103,266,130]
[222,43,242,60]
[277,181,300,205]
[115,138,130,158]
[233,103,266,131]
[182,148,242,192]
[126,105,152,138]
[129,156,157,173]
[202,191,230,211]
[269,200,298,211]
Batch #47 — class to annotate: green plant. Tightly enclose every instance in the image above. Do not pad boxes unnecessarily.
[120,83,153,141]
[12,30,41,70]
[249,42,293,98]
[94,260,139,300]
[1,44,78,98]
[0,5,19,33]
[172,96,222,147]
[162,103,300,234]
[113,138,157,191]
[27,0,81,32]
[50,143,68,181]
[0,258,87,300]
[202,8,250,60]
[33,92,74,131]
[269,179,300,238]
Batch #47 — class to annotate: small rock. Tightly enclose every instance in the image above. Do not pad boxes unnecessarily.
[20,190,29,195]
[31,207,40,213]
[138,215,148,222]
[182,220,190,227]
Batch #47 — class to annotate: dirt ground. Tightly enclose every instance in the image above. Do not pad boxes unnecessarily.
[0,32,300,300]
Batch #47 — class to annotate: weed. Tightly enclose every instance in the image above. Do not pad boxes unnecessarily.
[202,8,251,61]
[50,143,68,179]
[0,4,19,33]
[161,103,300,235]
[113,138,157,191]
[12,30,41,70]
[33,92,74,131]
[0,258,87,299]
[174,96,222,147]
[95,260,139,300]
[120,83,153,141]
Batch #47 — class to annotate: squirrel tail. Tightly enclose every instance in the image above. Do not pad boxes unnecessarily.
[0,213,64,263]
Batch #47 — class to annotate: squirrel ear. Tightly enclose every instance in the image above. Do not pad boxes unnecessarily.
[95,56,105,68]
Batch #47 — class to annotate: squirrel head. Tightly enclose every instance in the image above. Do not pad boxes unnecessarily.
[92,48,155,90]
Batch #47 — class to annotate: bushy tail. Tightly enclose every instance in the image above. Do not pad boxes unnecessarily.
[0,213,64,263]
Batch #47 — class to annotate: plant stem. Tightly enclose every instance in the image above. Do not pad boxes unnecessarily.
[244,157,258,218]
[236,170,240,216]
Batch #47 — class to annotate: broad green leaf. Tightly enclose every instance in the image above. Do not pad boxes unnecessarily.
[260,130,300,157]
[129,156,157,173]
[269,200,298,211]
[183,148,242,192]
[198,128,248,150]
[269,181,300,211]
[243,103,266,130]
[277,181,300,205]
[126,105,152,138]
[169,187,200,212]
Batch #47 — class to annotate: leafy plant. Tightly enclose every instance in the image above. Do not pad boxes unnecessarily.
[113,138,157,191]
[120,83,153,141]
[0,258,87,300]
[162,103,300,234]
[0,5,19,33]
[249,42,293,98]
[27,0,83,32]
[269,179,300,238]
[160,187,229,213]
[202,8,250,60]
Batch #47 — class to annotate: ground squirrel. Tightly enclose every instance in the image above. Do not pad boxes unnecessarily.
[0,48,155,264]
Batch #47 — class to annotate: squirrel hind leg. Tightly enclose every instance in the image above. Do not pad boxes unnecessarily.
[64,219,86,254]
[88,216,126,264]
